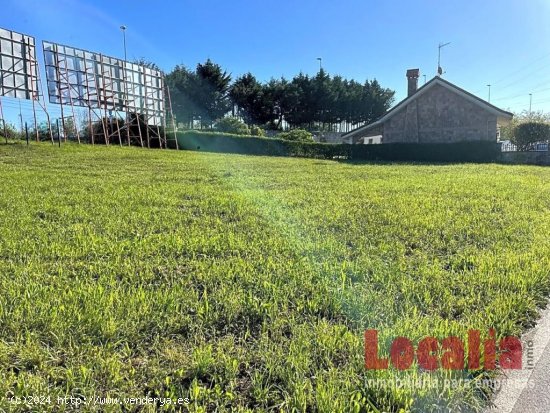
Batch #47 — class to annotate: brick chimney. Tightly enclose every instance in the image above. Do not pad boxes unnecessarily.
[406,69,420,97]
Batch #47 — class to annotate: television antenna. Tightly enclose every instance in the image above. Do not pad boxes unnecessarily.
[438,42,451,76]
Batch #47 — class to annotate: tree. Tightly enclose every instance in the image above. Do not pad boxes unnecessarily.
[167,61,394,133]
[134,58,161,71]
[194,59,232,127]
[166,60,232,129]
[262,78,294,130]
[311,69,336,128]
[165,65,197,128]
[285,73,314,128]
[512,122,550,151]
[230,73,263,125]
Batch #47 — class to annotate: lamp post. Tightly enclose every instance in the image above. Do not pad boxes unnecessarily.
[487,84,491,103]
[529,93,532,113]
[316,57,322,72]
[120,25,127,61]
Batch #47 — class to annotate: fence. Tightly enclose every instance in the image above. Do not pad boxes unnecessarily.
[500,141,549,152]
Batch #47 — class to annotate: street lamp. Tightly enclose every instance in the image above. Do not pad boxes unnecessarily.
[529,93,533,113]
[487,84,491,103]
[316,57,322,72]
[120,25,127,61]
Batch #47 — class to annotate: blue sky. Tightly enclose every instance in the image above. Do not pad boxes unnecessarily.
[2,0,550,127]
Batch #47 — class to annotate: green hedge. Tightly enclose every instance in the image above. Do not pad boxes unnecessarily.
[170,130,501,162]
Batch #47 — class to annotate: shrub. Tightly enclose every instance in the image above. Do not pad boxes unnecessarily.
[499,110,550,141]
[172,130,500,162]
[1,122,22,140]
[278,129,313,142]
[215,117,250,135]
[512,122,550,151]
[249,125,265,137]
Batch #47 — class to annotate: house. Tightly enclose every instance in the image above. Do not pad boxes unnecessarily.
[342,69,513,144]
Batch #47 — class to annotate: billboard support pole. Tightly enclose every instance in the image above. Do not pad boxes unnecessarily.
[98,54,110,145]
[24,37,39,142]
[136,112,144,148]
[0,97,6,140]
[121,62,131,146]
[60,54,81,143]
[52,45,67,142]
[166,84,178,150]
[142,66,150,148]
[161,96,168,149]
[82,59,96,144]
[105,64,122,146]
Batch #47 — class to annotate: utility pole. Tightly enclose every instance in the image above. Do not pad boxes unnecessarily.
[487,84,491,103]
[437,42,451,76]
[316,57,322,72]
[529,93,532,113]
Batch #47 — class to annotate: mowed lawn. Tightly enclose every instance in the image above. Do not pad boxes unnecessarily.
[0,142,549,412]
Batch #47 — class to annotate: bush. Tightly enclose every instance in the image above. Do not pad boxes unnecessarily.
[215,117,250,135]
[1,122,22,140]
[171,130,501,163]
[500,109,550,141]
[249,125,265,137]
[512,122,550,151]
[278,129,313,142]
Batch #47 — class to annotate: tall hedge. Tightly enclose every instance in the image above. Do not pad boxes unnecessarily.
[170,130,501,162]
[512,122,550,151]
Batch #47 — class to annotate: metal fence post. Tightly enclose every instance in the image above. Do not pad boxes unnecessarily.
[56,119,61,147]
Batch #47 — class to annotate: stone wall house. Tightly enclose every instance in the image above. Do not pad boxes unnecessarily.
[342,69,513,144]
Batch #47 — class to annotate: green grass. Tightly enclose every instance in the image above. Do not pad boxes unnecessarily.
[0,142,549,412]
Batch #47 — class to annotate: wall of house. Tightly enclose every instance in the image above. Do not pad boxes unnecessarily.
[382,83,498,143]
[360,135,383,144]
[349,125,383,144]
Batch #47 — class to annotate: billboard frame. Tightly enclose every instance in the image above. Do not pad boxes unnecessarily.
[42,39,166,147]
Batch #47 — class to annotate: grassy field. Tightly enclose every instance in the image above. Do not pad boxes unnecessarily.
[0,142,549,412]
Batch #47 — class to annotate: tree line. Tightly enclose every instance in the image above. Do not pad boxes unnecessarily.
[165,59,395,132]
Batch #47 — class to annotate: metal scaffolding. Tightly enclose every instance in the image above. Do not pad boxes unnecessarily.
[43,40,167,147]
[0,26,53,142]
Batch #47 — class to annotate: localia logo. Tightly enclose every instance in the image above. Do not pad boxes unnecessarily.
[364,329,522,371]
